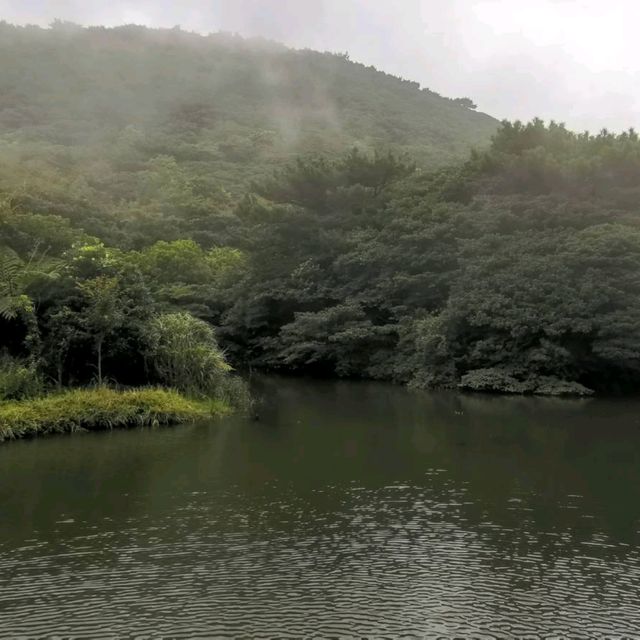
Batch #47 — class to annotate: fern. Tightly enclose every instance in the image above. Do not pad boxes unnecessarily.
[0,246,61,320]
[0,249,24,319]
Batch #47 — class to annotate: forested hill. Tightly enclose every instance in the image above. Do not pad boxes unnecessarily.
[4,22,640,399]
[0,21,497,194]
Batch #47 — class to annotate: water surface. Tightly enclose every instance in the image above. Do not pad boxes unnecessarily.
[1,376,640,638]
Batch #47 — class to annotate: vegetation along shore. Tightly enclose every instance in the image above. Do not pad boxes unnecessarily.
[0,387,230,442]
[2,23,640,415]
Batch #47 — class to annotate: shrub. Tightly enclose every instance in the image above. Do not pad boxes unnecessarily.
[213,375,253,411]
[0,356,43,401]
[459,368,594,397]
[144,312,232,396]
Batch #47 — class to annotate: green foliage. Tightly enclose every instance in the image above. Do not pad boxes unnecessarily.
[136,240,213,285]
[216,121,640,395]
[0,355,43,401]
[43,306,78,388]
[0,20,638,398]
[0,21,495,224]
[0,387,228,442]
[144,312,231,396]
[76,275,126,385]
[0,246,61,365]
[458,369,593,397]
[0,204,85,256]
[453,97,477,110]
[213,375,253,412]
[0,246,59,321]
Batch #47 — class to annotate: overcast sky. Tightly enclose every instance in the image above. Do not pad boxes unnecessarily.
[2,0,638,131]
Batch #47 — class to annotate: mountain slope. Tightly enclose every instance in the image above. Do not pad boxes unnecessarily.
[0,22,497,193]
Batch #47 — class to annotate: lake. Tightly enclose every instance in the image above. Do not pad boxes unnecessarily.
[1,376,640,638]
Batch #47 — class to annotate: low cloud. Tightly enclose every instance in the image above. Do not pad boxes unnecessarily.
[1,0,637,131]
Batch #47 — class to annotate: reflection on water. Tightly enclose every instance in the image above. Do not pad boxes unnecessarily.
[1,376,640,638]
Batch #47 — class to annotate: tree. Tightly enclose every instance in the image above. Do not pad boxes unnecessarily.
[43,306,80,388]
[0,246,60,364]
[77,276,125,385]
[453,97,477,110]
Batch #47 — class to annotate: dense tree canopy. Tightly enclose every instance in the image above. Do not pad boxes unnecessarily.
[215,122,640,395]
[1,24,639,397]
[0,21,496,199]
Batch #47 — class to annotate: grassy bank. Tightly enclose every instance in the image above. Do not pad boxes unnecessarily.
[0,387,231,442]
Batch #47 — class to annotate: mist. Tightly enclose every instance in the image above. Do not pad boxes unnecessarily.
[3,3,640,638]
[1,0,638,131]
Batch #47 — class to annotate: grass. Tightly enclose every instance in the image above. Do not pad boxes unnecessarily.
[0,387,231,442]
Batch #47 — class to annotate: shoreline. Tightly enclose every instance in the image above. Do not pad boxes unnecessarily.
[0,387,231,442]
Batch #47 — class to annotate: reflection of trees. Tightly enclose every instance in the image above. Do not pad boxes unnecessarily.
[244,376,640,556]
[2,376,639,593]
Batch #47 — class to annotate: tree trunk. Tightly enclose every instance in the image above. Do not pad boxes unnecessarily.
[97,337,103,386]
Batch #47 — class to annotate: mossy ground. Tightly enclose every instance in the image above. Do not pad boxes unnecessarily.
[0,387,230,442]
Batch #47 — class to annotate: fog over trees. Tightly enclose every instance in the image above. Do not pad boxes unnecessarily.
[1,23,640,398]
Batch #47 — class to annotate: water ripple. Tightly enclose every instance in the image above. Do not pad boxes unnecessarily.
[1,480,640,639]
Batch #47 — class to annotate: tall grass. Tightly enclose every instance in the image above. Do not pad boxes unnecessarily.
[0,387,230,442]
[211,375,253,412]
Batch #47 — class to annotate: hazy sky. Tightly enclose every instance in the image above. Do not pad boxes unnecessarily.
[2,0,638,131]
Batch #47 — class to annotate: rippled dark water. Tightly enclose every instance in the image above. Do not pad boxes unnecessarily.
[2,377,640,638]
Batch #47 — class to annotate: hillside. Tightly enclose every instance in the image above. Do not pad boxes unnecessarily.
[5,23,640,397]
[0,21,497,196]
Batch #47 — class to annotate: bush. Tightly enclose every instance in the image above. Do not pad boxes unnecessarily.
[213,374,253,412]
[144,312,233,397]
[0,356,43,401]
[459,368,594,397]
